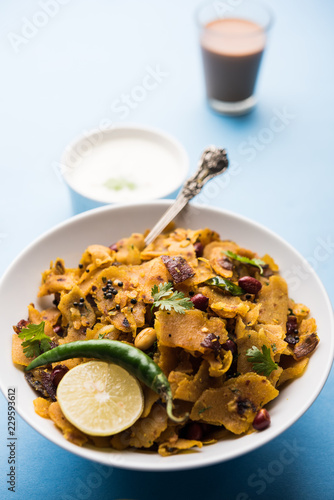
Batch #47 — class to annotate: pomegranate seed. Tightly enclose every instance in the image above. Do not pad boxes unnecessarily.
[253,408,271,431]
[190,293,209,311]
[238,276,262,294]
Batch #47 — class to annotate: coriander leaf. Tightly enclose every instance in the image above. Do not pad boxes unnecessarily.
[246,345,278,376]
[21,340,41,359]
[18,321,52,358]
[203,276,245,296]
[151,282,173,301]
[224,250,266,275]
[151,282,194,314]
[40,337,52,353]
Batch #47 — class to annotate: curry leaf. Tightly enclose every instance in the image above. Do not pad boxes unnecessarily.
[224,250,266,275]
[203,276,245,296]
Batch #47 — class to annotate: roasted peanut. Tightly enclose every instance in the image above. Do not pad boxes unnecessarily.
[238,276,262,294]
[190,293,209,311]
[253,409,271,431]
[134,327,157,351]
[193,242,204,258]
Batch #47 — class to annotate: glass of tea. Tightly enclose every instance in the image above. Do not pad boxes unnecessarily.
[197,1,273,115]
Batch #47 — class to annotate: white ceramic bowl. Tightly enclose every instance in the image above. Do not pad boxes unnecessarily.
[0,201,333,471]
[60,125,189,213]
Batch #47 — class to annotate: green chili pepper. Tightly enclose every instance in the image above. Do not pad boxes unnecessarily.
[25,340,187,424]
[203,276,245,296]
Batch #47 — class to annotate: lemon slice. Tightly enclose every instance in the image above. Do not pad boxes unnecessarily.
[56,360,144,436]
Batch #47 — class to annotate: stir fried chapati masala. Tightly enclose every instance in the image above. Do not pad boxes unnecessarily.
[12,226,319,455]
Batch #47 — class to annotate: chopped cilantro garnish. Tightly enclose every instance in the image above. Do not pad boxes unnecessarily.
[18,321,52,358]
[151,282,194,314]
[246,345,278,377]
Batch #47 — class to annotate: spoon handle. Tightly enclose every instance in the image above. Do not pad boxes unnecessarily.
[144,146,228,246]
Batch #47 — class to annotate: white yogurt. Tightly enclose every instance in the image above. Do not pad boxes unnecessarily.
[62,126,189,205]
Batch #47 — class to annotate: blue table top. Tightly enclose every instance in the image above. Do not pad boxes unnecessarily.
[1,0,333,498]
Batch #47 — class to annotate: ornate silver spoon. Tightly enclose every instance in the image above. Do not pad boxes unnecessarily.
[144,146,229,246]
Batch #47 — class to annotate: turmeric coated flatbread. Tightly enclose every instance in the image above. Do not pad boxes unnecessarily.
[12,227,318,456]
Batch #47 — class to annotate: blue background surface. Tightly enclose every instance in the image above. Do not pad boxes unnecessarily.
[1,0,333,499]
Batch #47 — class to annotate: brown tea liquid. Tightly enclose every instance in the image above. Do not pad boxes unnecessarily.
[201,18,266,103]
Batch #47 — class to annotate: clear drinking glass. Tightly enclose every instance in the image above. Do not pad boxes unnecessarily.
[197,1,273,115]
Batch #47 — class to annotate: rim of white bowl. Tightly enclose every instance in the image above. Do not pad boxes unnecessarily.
[0,200,333,471]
